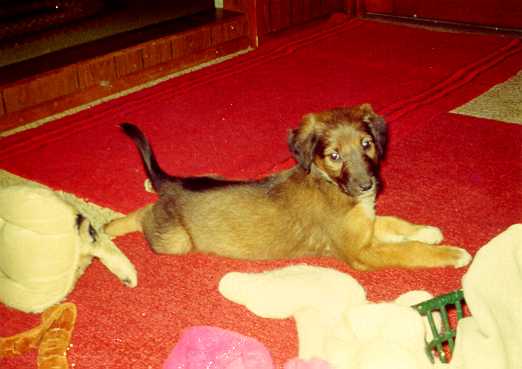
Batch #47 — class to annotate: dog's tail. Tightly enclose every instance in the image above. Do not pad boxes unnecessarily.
[120,123,171,192]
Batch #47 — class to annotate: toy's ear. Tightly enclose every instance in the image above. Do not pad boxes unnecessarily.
[90,233,138,288]
[361,104,387,159]
[76,213,137,288]
[288,114,320,173]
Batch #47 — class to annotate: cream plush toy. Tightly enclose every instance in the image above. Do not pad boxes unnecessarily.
[219,265,436,369]
[0,185,137,313]
[449,224,522,369]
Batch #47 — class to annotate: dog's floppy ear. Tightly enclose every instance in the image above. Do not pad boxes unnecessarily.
[368,115,387,158]
[288,114,320,173]
[361,103,387,158]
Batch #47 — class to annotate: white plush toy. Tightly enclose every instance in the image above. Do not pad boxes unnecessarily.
[0,185,137,313]
[219,265,436,369]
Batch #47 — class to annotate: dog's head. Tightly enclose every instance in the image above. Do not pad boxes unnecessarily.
[288,103,387,198]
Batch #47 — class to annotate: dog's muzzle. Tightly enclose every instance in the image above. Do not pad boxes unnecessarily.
[343,177,376,198]
[358,180,374,192]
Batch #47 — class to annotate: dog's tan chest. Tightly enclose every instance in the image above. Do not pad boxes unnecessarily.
[354,196,376,220]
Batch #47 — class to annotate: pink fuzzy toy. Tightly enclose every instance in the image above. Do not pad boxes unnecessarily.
[163,326,273,369]
[163,326,332,369]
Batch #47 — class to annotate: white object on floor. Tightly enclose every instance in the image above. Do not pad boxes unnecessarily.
[219,264,434,369]
[0,185,137,313]
[450,224,522,369]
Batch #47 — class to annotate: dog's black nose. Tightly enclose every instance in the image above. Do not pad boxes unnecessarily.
[359,182,373,192]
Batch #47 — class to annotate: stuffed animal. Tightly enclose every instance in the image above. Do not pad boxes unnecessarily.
[0,185,137,313]
[219,265,435,369]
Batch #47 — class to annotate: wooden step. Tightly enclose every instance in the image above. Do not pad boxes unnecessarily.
[0,9,251,133]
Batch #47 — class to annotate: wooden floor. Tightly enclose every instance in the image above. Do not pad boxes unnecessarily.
[0,9,250,134]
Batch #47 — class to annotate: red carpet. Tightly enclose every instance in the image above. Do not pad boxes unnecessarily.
[1,15,522,368]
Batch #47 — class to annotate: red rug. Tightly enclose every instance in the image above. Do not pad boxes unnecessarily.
[1,15,522,369]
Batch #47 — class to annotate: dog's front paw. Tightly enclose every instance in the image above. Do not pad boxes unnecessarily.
[410,226,444,244]
[444,246,472,268]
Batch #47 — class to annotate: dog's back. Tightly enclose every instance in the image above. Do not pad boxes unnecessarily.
[174,167,353,259]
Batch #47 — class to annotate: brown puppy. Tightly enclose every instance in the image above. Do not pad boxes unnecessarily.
[104,104,471,270]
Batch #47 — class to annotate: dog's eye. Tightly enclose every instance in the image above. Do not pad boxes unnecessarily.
[329,152,341,161]
[361,137,373,150]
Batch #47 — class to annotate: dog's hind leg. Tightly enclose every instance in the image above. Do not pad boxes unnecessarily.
[141,217,192,255]
[140,200,193,255]
[104,203,192,254]
[374,216,443,245]
[104,205,153,237]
